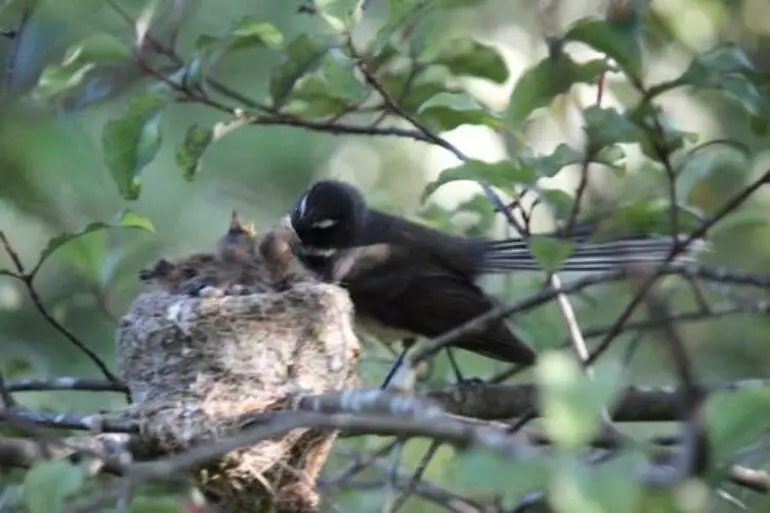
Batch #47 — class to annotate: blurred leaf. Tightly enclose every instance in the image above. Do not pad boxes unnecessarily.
[593,199,703,237]
[563,16,643,79]
[128,496,184,513]
[102,92,170,199]
[539,188,575,220]
[34,210,155,275]
[269,34,331,108]
[417,92,503,131]
[314,0,364,32]
[536,352,623,450]
[453,447,549,497]
[711,210,770,238]
[321,49,367,101]
[33,34,131,101]
[177,124,213,182]
[633,103,699,159]
[370,0,436,56]
[72,33,132,65]
[287,75,350,117]
[33,61,96,101]
[523,143,582,178]
[528,236,575,272]
[550,453,642,513]
[57,231,107,283]
[423,160,536,201]
[230,17,284,49]
[706,387,770,461]
[675,142,749,203]
[583,106,644,148]
[433,38,509,83]
[23,460,85,513]
[507,54,608,126]
[673,45,766,124]
[4,357,33,379]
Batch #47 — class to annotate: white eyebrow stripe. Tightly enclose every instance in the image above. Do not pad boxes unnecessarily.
[312,218,338,228]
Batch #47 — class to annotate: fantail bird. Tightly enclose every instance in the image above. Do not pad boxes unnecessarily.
[287,179,707,370]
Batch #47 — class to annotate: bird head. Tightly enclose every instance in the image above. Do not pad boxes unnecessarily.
[289,179,368,256]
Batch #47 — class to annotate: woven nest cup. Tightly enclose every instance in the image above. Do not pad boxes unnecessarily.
[116,282,361,512]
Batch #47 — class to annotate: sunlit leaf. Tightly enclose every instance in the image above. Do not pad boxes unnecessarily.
[507,53,608,126]
[563,16,643,79]
[102,92,170,199]
[33,61,96,101]
[269,34,331,108]
[433,38,509,83]
[536,352,623,450]
[24,460,85,513]
[423,160,536,201]
[177,124,213,182]
[417,92,504,131]
[34,210,155,274]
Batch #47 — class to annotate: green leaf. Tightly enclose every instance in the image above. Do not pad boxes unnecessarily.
[433,38,509,83]
[4,357,34,379]
[23,460,85,513]
[583,106,644,149]
[177,124,213,182]
[33,210,154,274]
[72,33,132,65]
[417,92,503,131]
[32,34,131,101]
[550,453,643,513]
[506,53,608,126]
[370,0,436,56]
[528,236,575,272]
[675,142,748,203]
[57,230,107,283]
[128,496,184,513]
[592,199,703,238]
[536,352,623,450]
[314,0,364,32]
[102,92,170,199]
[286,75,350,118]
[706,387,770,462]
[321,49,367,101]
[423,160,536,201]
[269,34,331,108]
[563,17,643,80]
[33,61,95,101]
[539,188,575,220]
[523,143,582,178]
[230,17,284,50]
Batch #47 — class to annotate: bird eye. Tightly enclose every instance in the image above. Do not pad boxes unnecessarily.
[311,218,337,229]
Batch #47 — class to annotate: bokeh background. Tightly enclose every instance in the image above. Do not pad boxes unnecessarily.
[1,0,770,511]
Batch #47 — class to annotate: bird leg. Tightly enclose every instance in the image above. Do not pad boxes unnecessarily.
[380,338,416,389]
[444,348,484,386]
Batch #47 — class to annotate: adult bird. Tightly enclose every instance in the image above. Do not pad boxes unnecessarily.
[288,179,705,382]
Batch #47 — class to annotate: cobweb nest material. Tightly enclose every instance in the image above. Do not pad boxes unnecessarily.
[116,281,361,513]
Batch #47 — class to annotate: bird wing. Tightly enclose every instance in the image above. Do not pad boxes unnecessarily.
[345,251,536,365]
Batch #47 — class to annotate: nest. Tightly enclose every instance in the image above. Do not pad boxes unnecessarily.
[115,282,361,512]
